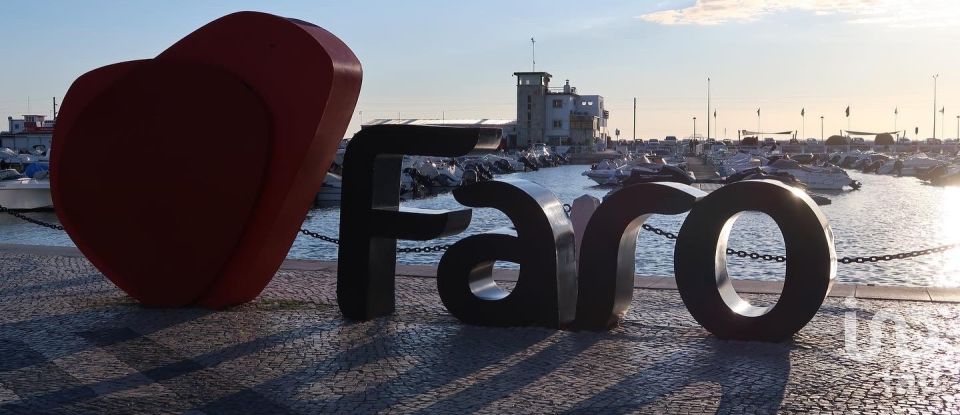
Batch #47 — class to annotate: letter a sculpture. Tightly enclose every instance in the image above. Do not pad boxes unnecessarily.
[51,12,361,308]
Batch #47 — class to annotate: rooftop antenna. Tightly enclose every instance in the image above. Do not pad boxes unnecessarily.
[52,97,58,119]
[531,37,536,72]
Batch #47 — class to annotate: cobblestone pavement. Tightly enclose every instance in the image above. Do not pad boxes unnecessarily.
[0,252,958,414]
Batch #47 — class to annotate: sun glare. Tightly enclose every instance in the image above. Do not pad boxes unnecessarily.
[938,186,960,286]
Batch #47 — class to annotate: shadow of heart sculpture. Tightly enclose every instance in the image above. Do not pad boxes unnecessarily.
[51,12,362,308]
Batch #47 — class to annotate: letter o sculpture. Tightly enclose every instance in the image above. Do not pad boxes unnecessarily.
[674,180,836,341]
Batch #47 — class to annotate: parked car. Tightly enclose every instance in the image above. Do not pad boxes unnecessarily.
[664,136,677,143]
[898,137,912,144]
[764,137,776,144]
[926,138,943,145]
[648,139,660,145]
[851,137,865,143]
[806,138,818,144]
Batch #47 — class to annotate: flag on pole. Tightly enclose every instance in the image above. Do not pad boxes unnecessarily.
[940,106,945,114]
[801,108,805,117]
[713,109,717,118]
[894,107,898,115]
[757,108,760,116]
[845,106,850,117]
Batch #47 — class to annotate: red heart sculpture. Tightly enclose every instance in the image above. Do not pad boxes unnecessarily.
[52,12,362,308]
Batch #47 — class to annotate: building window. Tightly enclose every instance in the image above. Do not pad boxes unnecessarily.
[588,102,594,106]
[552,99,563,108]
[553,120,563,128]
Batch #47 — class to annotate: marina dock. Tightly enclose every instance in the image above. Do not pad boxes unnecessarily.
[685,155,719,179]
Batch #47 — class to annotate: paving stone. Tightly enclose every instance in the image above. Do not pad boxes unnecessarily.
[0,252,958,414]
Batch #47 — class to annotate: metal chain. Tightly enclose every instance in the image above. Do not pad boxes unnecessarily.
[837,243,960,264]
[299,228,450,253]
[641,224,677,240]
[725,248,786,263]
[396,244,452,253]
[2,205,951,263]
[299,229,339,245]
[0,206,64,230]
[640,224,958,264]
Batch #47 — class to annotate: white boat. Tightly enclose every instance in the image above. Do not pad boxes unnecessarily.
[581,155,661,185]
[762,159,858,190]
[315,172,342,207]
[0,170,52,210]
[316,170,427,207]
[876,154,943,176]
[483,153,525,172]
[582,159,627,185]
[715,152,766,176]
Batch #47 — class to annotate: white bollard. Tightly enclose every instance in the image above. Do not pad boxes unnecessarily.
[569,194,601,255]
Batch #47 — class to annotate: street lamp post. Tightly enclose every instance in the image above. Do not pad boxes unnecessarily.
[956,115,959,142]
[820,116,824,143]
[693,117,697,141]
[933,74,939,140]
[942,108,946,143]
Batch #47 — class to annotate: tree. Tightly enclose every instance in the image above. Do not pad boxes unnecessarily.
[825,135,848,146]
[874,133,895,145]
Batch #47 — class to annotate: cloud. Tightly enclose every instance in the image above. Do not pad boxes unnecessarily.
[636,0,960,27]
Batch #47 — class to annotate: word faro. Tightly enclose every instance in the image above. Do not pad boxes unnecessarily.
[337,125,836,342]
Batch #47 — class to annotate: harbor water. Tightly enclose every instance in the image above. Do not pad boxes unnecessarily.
[3,165,959,287]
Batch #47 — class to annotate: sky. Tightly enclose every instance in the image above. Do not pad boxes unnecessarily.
[3,0,960,140]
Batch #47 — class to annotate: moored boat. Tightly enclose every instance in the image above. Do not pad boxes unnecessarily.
[761,159,860,190]
[0,169,52,210]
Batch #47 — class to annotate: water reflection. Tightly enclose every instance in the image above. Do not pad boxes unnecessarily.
[1,165,958,287]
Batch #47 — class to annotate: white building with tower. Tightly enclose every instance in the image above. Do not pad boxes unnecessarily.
[514,72,608,148]
[360,71,608,150]
[2,115,54,152]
